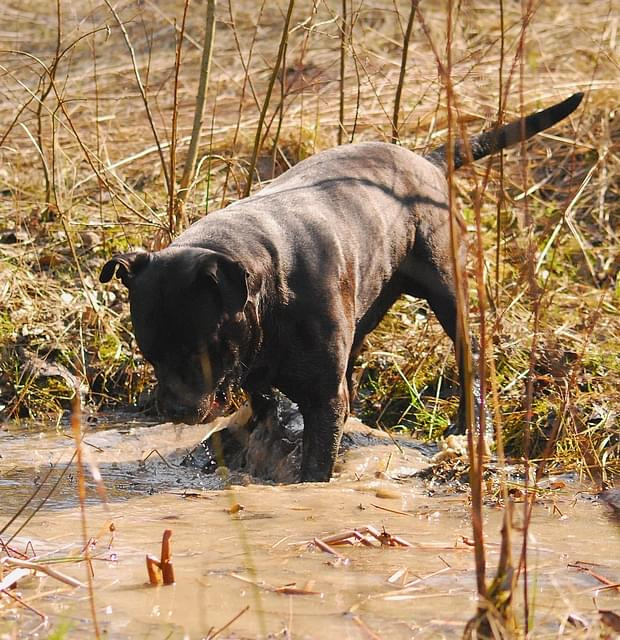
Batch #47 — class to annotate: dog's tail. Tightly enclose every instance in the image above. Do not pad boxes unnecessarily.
[425,92,583,172]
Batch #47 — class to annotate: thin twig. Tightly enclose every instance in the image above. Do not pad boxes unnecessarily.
[244,0,295,197]
[176,0,216,224]
[103,0,171,195]
[337,0,347,145]
[71,396,100,638]
[391,1,419,143]
[220,0,266,204]
[4,453,77,546]
[1,557,85,589]
[168,0,192,233]
[1,587,48,621]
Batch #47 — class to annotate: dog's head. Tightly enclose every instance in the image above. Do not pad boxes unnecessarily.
[100,247,250,423]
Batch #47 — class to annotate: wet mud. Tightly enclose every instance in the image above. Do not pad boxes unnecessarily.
[0,408,618,639]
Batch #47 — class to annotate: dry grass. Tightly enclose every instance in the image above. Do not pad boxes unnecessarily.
[0,1,617,477]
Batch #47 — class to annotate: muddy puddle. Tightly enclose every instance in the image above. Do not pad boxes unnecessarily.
[1,414,618,639]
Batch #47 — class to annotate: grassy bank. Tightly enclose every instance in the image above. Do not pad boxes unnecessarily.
[0,0,617,478]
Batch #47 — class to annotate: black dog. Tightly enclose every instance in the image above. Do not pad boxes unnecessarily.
[100,93,583,482]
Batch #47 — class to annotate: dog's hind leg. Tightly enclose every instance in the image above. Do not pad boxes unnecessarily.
[422,289,489,437]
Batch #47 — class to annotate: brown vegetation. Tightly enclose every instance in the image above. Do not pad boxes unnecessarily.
[0,3,617,477]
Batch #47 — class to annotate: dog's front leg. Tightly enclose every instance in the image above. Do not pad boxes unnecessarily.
[298,383,349,482]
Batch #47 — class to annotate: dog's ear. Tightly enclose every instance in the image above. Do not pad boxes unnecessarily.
[200,253,249,313]
[99,252,151,288]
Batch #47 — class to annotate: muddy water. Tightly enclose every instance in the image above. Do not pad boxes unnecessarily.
[1,416,618,639]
